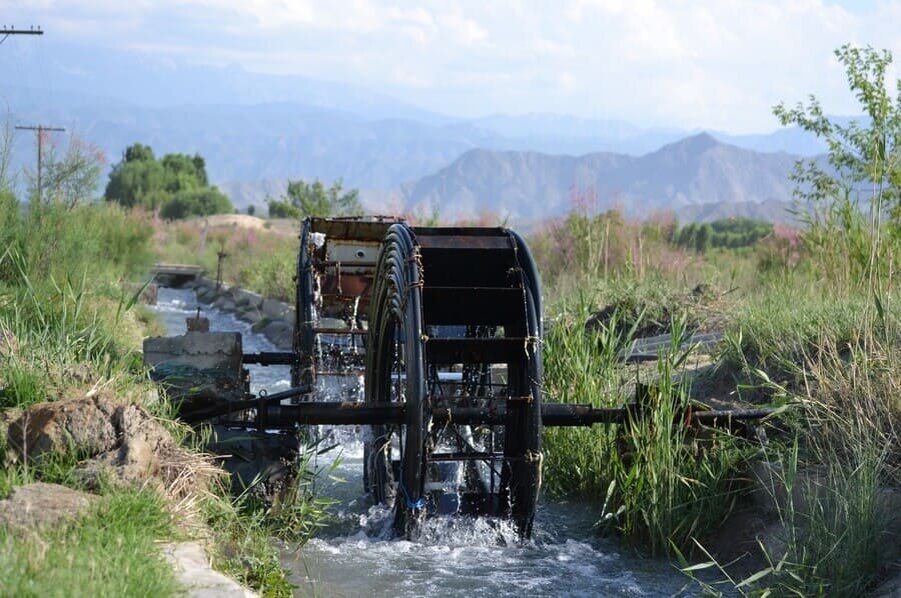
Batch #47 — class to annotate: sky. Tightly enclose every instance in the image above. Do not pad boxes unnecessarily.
[2,0,900,133]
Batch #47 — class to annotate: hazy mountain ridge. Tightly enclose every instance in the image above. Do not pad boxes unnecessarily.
[2,46,828,221]
[394,134,802,222]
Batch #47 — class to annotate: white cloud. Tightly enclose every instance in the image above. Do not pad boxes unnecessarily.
[4,0,901,131]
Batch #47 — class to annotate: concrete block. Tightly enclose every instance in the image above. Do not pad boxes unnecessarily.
[144,332,242,373]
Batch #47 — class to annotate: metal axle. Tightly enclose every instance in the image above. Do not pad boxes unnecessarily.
[186,394,774,427]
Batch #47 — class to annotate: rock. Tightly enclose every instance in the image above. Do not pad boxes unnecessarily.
[262,320,293,350]
[0,482,96,530]
[237,308,262,325]
[195,289,213,304]
[162,542,257,598]
[261,298,291,321]
[6,396,119,463]
[73,402,177,489]
[6,395,221,500]
[232,288,263,309]
[251,318,270,333]
[193,277,216,293]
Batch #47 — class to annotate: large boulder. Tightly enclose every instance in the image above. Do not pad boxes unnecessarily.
[6,395,119,462]
[6,394,222,499]
[73,400,180,489]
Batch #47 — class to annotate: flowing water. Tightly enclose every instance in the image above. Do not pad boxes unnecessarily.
[154,287,695,597]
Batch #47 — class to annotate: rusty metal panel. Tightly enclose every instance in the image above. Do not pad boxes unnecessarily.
[319,273,373,298]
[310,216,401,241]
[415,233,514,251]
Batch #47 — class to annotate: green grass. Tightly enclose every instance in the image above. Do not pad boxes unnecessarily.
[152,218,298,300]
[542,301,752,555]
[719,334,899,596]
[534,198,899,592]
[0,489,180,597]
[0,200,300,595]
[720,281,874,381]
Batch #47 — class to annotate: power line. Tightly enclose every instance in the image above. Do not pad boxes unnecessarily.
[15,125,65,203]
[0,26,43,45]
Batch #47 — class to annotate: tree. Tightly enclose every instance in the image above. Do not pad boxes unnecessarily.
[40,137,105,208]
[104,143,232,219]
[267,197,301,219]
[695,223,711,253]
[774,45,901,278]
[281,179,362,218]
[246,204,256,216]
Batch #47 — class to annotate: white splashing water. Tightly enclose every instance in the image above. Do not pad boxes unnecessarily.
[153,287,694,597]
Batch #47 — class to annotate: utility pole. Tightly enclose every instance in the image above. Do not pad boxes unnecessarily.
[15,125,65,203]
[0,26,43,45]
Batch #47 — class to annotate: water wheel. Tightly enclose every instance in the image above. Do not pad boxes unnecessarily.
[364,224,543,538]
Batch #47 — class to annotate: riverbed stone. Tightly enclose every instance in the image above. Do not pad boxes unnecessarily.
[194,277,216,292]
[233,288,264,309]
[0,482,96,530]
[251,318,270,333]
[214,297,237,312]
[237,308,263,325]
[261,298,291,320]
[262,320,293,350]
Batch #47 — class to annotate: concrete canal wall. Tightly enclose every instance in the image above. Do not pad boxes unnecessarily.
[187,278,295,350]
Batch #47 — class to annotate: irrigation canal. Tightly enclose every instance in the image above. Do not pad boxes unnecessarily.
[153,286,696,597]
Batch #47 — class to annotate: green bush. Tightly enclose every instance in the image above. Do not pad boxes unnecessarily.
[159,187,233,219]
[105,143,233,219]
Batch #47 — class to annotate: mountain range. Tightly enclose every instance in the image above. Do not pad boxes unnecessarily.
[1,42,826,224]
[378,133,802,223]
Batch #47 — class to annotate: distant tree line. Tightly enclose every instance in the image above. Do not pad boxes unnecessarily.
[104,143,233,219]
[673,217,773,252]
